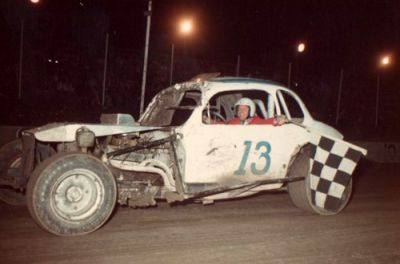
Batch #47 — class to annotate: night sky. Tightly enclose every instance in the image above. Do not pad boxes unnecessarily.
[0,0,399,132]
[2,1,399,68]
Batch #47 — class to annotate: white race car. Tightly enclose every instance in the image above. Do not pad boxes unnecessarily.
[0,74,366,236]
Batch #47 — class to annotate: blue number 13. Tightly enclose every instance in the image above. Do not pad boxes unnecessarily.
[234,140,271,176]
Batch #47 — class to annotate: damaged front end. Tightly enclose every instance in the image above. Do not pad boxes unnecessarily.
[9,113,184,208]
[106,130,185,208]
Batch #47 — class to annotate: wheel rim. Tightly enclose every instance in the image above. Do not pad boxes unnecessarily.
[50,168,105,222]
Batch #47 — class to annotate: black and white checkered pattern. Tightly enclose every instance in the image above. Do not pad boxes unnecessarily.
[309,133,366,212]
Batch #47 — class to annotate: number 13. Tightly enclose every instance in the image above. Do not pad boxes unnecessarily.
[234,140,271,176]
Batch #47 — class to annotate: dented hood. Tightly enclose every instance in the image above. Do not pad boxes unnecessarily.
[25,123,162,142]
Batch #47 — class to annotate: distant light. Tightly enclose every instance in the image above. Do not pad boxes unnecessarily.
[55,60,59,64]
[48,59,52,63]
[380,55,390,66]
[30,0,40,4]
[79,2,84,6]
[179,19,193,35]
[297,43,306,53]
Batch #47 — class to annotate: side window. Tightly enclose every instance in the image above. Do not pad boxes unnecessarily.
[203,90,271,124]
[277,90,304,122]
[202,93,235,124]
[170,91,201,126]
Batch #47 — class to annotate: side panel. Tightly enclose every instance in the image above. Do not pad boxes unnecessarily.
[180,120,310,185]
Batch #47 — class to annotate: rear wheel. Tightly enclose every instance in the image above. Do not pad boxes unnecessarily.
[308,177,353,215]
[287,150,314,213]
[287,148,352,215]
[27,152,117,236]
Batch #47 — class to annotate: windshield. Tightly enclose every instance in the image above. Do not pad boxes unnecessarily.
[140,86,201,126]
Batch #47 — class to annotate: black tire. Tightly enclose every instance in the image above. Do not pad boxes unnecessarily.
[287,148,353,215]
[0,139,25,206]
[287,150,314,213]
[27,152,117,236]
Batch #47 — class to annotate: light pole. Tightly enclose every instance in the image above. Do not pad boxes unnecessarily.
[101,33,109,107]
[169,18,194,85]
[169,43,175,86]
[335,68,344,125]
[140,0,152,116]
[17,20,24,99]
[288,42,306,88]
[18,0,41,99]
[375,55,391,126]
[295,42,306,84]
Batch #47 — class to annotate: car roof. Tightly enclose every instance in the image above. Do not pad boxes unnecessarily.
[209,77,282,87]
[202,76,293,97]
[167,76,293,97]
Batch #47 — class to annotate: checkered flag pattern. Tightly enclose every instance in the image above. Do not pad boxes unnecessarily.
[309,133,366,212]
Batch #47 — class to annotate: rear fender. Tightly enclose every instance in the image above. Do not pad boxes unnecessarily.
[286,144,312,180]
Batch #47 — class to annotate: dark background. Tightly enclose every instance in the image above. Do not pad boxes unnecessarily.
[0,0,399,139]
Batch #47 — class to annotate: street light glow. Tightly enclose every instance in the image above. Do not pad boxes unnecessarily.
[297,43,305,53]
[380,55,390,66]
[30,0,40,4]
[179,19,193,35]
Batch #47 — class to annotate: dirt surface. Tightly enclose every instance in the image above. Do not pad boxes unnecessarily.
[1,161,400,264]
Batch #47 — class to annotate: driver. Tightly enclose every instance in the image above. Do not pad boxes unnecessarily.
[228,97,287,126]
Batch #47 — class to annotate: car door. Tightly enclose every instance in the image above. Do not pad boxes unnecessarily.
[180,91,309,185]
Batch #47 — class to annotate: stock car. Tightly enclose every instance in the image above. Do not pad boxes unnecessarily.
[0,74,366,236]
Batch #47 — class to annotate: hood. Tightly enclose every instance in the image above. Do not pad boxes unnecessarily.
[24,123,162,142]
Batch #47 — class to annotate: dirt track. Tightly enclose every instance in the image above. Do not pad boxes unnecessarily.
[1,161,400,264]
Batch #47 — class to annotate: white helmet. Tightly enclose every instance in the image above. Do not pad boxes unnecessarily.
[235,97,255,117]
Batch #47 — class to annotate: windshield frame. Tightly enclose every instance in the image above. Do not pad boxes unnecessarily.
[139,84,202,127]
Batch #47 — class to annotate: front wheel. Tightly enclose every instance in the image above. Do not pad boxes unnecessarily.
[0,139,25,206]
[27,152,117,236]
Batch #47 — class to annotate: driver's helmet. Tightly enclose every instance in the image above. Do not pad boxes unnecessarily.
[234,97,255,118]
